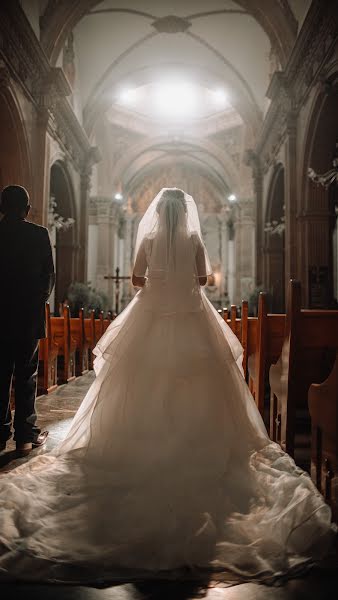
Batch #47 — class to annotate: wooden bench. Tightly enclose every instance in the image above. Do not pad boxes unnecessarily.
[247,293,285,422]
[51,305,77,384]
[84,310,96,370]
[38,302,59,395]
[94,311,104,342]
[269,280,338,460]
[103,311,112,332]
[308,351,338,520]
[70,308,89,376]
[218,302,258,382]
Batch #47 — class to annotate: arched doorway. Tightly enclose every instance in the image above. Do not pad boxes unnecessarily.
[264,164,285,312]
[49,161,76,314]
[303,84,338,308]
[0,87,31,193]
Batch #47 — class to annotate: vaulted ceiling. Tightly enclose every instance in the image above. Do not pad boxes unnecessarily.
[30,1,312,196]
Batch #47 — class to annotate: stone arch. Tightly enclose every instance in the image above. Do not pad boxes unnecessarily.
[83,63,260,138]
[264,163,285,312]
[41,0,296,69]
[0,84,32,197]
[49,160,77,313]
[112,135,240,195]
[127,162,227,214]
[301,75,338,307]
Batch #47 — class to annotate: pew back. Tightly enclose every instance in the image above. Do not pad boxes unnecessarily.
[38,302,58,394]
[247,293,285,420]
[70,308,89,376]
[50,306,76,384]
[269,280,338,458]
[84,310,96,370]
[308,351,338,521]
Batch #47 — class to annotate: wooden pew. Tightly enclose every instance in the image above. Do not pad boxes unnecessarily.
[95,311,104,343]
[247,293,285,421]
[308,351,338,521]
[269,280,338,459]
[70,308,89,376]
[218,301,258,381]
[38,302,59,395]
[229,304,241,338]
[103,311,112,332]
[51,305,77,384]
[84,310,96,370]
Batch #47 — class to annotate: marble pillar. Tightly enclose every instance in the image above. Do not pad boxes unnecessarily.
[284,112,298,290]
[78,165,92,282]
[32,108,50,226]
[234,199,255,304]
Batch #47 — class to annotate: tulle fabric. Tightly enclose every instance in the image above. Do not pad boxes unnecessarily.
[0,228,335,584]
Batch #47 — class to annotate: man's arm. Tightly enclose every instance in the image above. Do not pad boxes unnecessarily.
[40,228,55,301]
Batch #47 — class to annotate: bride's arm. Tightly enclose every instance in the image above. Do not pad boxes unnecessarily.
[195,238,208,286]
[132,240,147,287]
[132,274,146,287]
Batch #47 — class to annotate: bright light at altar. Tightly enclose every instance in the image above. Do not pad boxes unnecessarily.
[116,81,229,120]
[153,81,197,118]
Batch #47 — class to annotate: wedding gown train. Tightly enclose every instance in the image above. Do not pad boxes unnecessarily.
[0,188,334,584]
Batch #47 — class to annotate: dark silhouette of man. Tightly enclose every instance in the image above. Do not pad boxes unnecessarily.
[0,185,55,455]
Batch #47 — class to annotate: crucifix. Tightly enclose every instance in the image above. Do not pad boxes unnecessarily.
[104,267,131,315]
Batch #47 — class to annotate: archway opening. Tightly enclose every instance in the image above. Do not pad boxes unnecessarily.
[49,162,76,314]
[264,165,285,312]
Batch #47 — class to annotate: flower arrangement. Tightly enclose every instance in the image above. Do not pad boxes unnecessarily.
[48,195,75,231]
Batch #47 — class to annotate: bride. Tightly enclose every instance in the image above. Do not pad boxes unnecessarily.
[0,187,334,584]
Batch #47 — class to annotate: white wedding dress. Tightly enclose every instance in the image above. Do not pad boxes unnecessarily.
[0,188,334,585]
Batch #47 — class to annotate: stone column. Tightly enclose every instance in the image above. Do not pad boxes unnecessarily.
[244,150,263,286]
[78,164,92,282]
[284,111,298,291]
[87,197,98,287]
[31,107,51,226]
[234,199,255,304]
[94,197,115,302]
[219,216,229,304]
[227,217,236,305]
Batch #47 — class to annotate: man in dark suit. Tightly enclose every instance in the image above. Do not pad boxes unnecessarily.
[0,185,55,455]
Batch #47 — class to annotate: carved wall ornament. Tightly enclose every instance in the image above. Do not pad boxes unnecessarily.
[48,194,75,232]
[151,15,191,33]
[308,142,338,189]
[256,1,338,172]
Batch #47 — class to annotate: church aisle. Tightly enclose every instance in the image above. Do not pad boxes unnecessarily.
[0,372,337,598]
[0,373,94,473]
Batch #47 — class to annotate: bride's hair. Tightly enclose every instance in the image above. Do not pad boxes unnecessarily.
[156,188,187,240]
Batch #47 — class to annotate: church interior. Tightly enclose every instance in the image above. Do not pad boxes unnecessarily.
[0,1,338,598]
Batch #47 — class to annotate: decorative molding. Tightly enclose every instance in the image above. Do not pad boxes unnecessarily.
[0,2,98,173]
[255,0,338,173]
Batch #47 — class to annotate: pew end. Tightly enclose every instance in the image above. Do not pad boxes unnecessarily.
[269,279,338,466]
[308,351,338,521]
[38,303,59,395]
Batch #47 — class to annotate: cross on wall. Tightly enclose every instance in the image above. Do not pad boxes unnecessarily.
[104,267,131,315]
